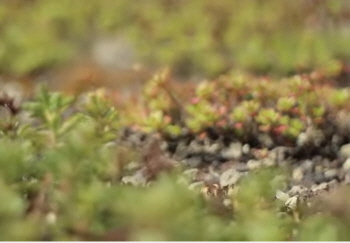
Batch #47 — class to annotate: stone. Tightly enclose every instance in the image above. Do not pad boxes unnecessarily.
[122,170,147,186]
[324,169,338,180]
[247,160,261,170]
[313,172,326,184]
[174,141,188,160]
[276,190,290,202]
[223,199,232,207]
[128,133,144,147]
[343,157,350,171]
[285,196,299,210]
[183,156,202,167]
[340,143,350,159]
[242,144,250,154]
[311,182,328,193]
[262,157,276,167]
[287,185,306,196]
[203,142,221,154]
[297,132,308,147]
[314,165,323,173]
[235,163,250,172]
[345,172,350,185]
[220,142,242,161]
[258,134,274,148]
[300,160,314,173]
[219,168,241,187]
[188,140,203,154]
[292,167,304,182]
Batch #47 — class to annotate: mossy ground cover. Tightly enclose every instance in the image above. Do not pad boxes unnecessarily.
[1,0,350,241]
[0,69,350,240]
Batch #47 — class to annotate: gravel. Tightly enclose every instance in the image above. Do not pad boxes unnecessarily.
[121,127,350,202]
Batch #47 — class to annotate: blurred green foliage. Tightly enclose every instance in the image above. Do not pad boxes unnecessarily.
[1,0,350,240]
[0,0,349,77]
[0,82,349,240]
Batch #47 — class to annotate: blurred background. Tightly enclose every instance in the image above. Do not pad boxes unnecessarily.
[0,0,349,94]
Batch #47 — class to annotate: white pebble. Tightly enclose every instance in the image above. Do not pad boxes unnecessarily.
[343,157,350,171]
[276,190,290,202]
[285,196,298,210]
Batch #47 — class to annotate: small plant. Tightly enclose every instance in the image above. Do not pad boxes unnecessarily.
[256,108,280,132]
[185,100,219,133]
[82,89,120,142]
[329,89,350,109]
[277,97,296,112]
[23,86,75,131]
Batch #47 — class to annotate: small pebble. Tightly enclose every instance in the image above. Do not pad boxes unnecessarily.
[345,172,350,185]
[174,142,188,160]
[242,144,250,154]
[297,132,308,146]
[276,190,290,202]
[314,165,323,173]
[313,172,326,184]
[292,167,304,182]
[122,171,147,187]
[311,182,328,193]
[203,142,221,154]
[343,157,350,171]
[223,199,232,207]
[287,185,306,196]
[188,140,203,154]
[340,143,350,159]
[262,157,275,167]
[247,160,261,170]
[285,196,299,210]
[220,142,242,161]
[258,134,274,148]
[235,163,249,172]
[324,169,338,181]
[220,168,241,187]
[183,157,202,167]
[300,160,314,173]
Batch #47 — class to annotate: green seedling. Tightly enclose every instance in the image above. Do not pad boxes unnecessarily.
[23,85,81,144]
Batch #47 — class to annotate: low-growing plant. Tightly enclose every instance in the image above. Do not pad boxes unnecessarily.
[1,67,350,240]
